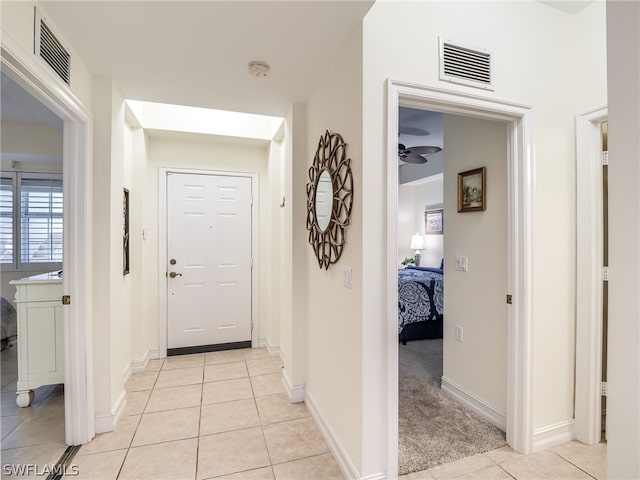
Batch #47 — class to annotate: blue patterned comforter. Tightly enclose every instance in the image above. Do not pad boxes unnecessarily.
[398,266,444,333]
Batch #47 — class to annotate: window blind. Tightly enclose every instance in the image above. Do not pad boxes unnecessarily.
[0,177,14,265]
[20,178,63,265]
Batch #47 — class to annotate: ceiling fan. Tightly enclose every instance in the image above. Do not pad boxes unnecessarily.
[398,124,442,164]
[398,144,442,164]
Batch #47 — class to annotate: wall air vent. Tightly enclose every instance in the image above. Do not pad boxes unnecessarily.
[35,9,71,86]
[439,38,493,91]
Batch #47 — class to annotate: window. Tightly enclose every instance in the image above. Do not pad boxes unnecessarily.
[0,178,13,265]
[0,172,63,271]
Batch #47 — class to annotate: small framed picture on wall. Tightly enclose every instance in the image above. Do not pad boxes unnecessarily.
[458,167,486,212]
[123,188,130,275]
[425,208,444,235]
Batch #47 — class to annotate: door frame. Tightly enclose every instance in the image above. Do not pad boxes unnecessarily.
[1,33,94,444]
[386,80,535,476]
[158,167,259,357]
[575,106,608,444]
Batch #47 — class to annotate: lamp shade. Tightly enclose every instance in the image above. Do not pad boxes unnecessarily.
[410,233,425,251]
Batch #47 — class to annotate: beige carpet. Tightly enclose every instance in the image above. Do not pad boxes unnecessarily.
[399,339,507,475]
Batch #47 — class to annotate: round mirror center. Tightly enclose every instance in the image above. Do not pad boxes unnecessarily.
[315,170,333,232]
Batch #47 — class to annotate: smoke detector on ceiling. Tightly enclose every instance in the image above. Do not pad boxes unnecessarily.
[248,61,270,78]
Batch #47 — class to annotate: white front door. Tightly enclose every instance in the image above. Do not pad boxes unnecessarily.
[167,172,252,351]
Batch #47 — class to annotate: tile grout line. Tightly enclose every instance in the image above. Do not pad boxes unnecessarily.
[496,463,518,480]
[550,451,600,480]
[194,357,205,480]
[115,357,163,479]
[248,357,277,477]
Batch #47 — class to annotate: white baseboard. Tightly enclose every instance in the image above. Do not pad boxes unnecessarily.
[148,346,160,360]
[123,362,133,385]
[282,368,305,403]
[533,420,576,452]
[305,389,365,480]
[94,389,127,434]
[266,339,281,358]
[131,346,160,373]
[259,337,281,358]
[441,377,507,431]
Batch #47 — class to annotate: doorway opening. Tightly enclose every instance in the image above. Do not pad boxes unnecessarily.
[386,81,534,478]
[2,38,94,447]
[396,107,510,474]
[1,70,66,462]
[575,106,608,445]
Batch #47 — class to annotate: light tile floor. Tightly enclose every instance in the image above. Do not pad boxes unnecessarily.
[67,348,344,479]
[1,343,68,477]
[1,344,607,480]
[401,440,607,479]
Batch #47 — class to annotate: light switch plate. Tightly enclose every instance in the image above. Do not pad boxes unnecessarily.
[455,256,468,272]
[343,267,352,289]
[455,324,464,342]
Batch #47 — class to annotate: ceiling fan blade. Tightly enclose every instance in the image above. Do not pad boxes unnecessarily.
[401,153,428,164]
[405,146,441,155]
[399,126,431,136]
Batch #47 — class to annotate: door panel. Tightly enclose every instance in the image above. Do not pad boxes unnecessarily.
[167,173,252,349]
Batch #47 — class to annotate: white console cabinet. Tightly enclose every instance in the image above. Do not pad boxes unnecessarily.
[10,272,64,407]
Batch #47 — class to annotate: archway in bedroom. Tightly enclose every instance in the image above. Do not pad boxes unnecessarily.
[396,106,508,476]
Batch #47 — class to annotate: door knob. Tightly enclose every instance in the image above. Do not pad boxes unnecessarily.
[169,272,182,278]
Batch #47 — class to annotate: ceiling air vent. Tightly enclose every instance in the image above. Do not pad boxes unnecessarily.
[439,38,493,91]
[35,9,71,86]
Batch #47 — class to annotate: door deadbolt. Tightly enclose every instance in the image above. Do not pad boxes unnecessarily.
[169,259,177,265]
[169,271,182,278]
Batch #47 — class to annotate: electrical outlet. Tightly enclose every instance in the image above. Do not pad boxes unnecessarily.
[455,324,464,342]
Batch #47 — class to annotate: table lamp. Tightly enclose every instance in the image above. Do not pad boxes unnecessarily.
[410,233,425,267]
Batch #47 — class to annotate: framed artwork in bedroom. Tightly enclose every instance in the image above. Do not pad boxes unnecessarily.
[425,209,443,235]
[458,167,486,212]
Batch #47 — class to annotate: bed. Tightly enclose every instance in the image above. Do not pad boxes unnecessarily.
[398,266,443,344]
[1,296,17,350]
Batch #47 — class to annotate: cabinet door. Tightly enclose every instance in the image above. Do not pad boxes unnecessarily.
[25,302,64,374]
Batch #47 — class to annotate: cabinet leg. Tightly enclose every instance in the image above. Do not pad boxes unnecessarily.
[16,390,34,407]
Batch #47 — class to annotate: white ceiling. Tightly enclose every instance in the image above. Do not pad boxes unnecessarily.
[537,1,596,14]
[41,1,375,118]
[399,107,443,151]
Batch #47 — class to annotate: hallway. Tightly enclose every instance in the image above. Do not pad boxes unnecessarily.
[2,346,607,479]
[69,348,342,479]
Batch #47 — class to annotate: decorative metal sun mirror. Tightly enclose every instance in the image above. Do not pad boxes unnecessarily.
[306,130,354,269]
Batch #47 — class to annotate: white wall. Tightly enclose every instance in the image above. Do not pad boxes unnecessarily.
[265,139,284,351]
[91,78,131,424]
[0,122,63,166]
[362,1,608,471]
[280,103,307,395]
[304,27,365,475]
[1,2,93,110]
[125,122,147,365]
[575,1,608,113]
[397,183,416,266]
[132,129,156,360]
[442,114,508,415]
[0,123,64,305]
[606,1,640,477]
[398,175,444,267]
[144,135,271,350]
